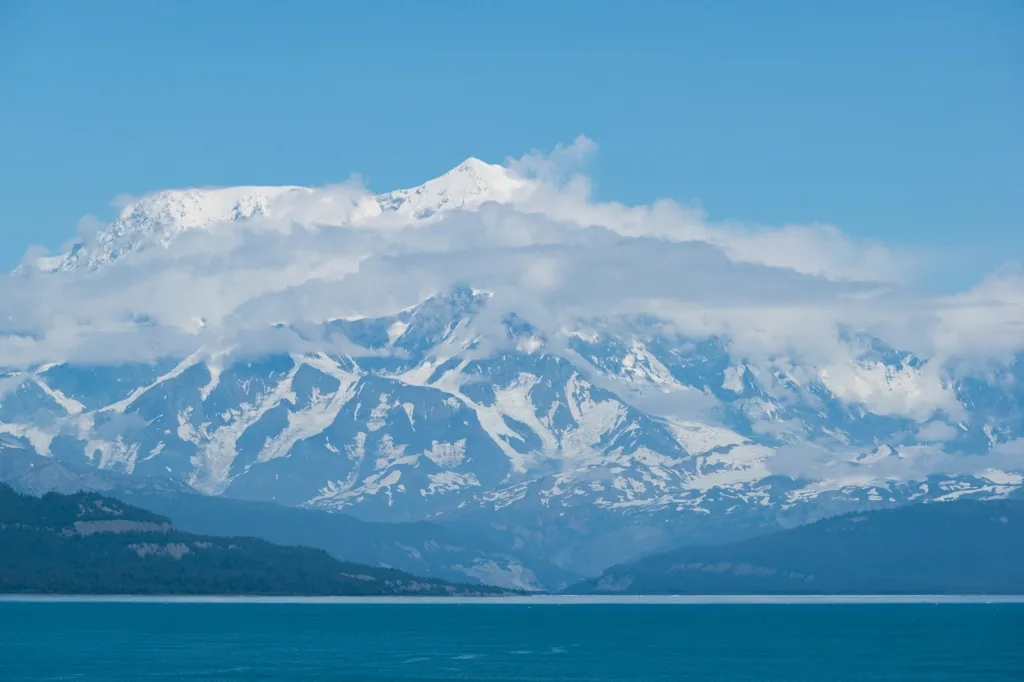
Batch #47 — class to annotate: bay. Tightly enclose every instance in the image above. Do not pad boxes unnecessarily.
[1,601,1021,681]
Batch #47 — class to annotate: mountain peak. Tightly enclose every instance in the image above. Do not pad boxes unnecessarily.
[454,156,489,170]
[446,156,510,181]
[21,156,531,274]
[115,185,307,229]
[375,157,527,221]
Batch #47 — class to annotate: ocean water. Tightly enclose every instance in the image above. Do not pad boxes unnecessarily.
[1,601,1022,681]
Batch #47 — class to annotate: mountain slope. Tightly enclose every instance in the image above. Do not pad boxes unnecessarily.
[2,157,1022,579]
[570,500,1024,595]
[24,158,529,273]
[0,445,575,591]
[0,483,508,596]
[113,488,579,592]
[2,292,1021,576]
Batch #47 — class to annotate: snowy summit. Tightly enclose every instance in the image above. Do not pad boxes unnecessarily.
[28,157,530,273]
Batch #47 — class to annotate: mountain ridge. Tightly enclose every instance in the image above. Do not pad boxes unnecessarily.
[2,156,1022,580]
[0,482,511,596]
[22,157,529,274]
[568,499,1024,595]
[2,287,1019,577]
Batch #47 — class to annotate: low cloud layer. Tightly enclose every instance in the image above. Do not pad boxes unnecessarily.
[2,137,1022,424]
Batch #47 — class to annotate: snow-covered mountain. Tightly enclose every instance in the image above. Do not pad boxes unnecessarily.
[26,158,529,273]
[2,284,1021,573]
[3,156,1022,579]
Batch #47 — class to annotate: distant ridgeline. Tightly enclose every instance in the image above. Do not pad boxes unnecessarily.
[0,484,508,596]
[2,155,1022,585]
[2,483,1022,597]
[570,500,1024,595]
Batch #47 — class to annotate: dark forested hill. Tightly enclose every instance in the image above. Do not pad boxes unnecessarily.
[570,500,1024,595]
[0,484,507,596]
[0,446,575,592]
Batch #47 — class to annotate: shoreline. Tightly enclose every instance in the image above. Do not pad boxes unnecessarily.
[2,594,1023,605]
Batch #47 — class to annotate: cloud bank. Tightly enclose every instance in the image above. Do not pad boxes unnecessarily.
[1,137,1021,424]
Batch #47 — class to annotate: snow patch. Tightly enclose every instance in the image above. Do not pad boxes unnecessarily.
[722,365,746,394]
[424,439,467,468]
[258,360,359,463]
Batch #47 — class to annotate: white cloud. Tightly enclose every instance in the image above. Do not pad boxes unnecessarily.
[817,358,960,422]
[917,421,960,443]
[110,193,138,210]
[929,267,1024,360]
[74,214,106,244]
[768,441,1019,485]
[510,179,914,284]
[1,137,1021,435]
[0,374,27,400]
[506,134,597,183]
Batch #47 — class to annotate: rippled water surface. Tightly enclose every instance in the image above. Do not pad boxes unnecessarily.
[1,601,1022,681]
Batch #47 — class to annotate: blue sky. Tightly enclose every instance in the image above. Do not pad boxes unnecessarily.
[0,0,1020,289]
